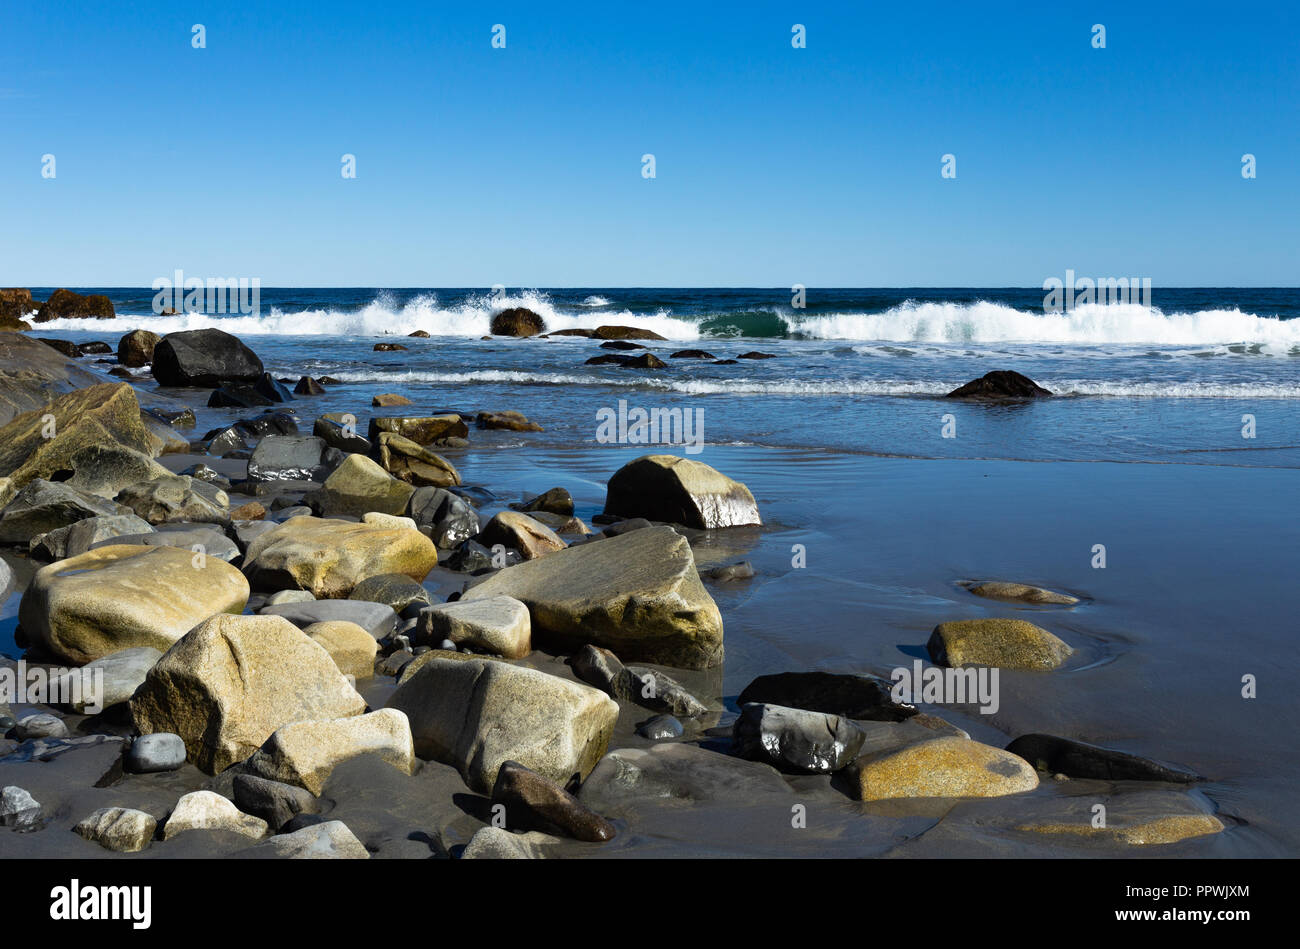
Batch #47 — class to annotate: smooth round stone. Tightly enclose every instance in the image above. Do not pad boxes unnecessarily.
[636,714,684,741]
[438,639,457,652]
[125,732,187,773]
[15,713,68,740]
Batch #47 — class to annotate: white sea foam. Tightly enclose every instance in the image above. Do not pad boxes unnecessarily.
[35,290,700,340]
[785,301,1300,350]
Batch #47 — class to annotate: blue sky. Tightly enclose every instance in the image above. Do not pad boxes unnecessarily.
[1,1,1296,287]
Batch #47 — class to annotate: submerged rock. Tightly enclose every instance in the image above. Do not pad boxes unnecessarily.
[847,736,1039,801]
[463,525,724,669]
[603,455,760,529]
[490,307,545,337]
[733,703,865,773]
[1005,733,1202,783]
[129,613,366,774]
[387,655,617,794]
[477,410,543,432]
[509,486,573,515]
[945,370,1052,400]
[966,581,1078,605]
[635,714,683,740]
[928,618,1074,670]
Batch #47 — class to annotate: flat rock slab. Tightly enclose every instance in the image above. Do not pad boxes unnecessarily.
[578,743,793,811]
[260,599,398,640]
[847,736,1040,802]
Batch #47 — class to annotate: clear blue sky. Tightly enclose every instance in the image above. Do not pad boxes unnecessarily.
[1,1,1296,287]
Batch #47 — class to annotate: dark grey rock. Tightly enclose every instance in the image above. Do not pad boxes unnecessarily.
[635,715,683,740]
[408,486,480,549]
[232,773,321,831]
[733,702,865,773]
[1005,734,1203,784]
[737,671,917,722]
[259,599,398,640]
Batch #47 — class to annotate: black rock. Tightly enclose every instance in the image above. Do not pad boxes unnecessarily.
[1005,734,1203,783]
[945,370,1052,400]
[713,359,738,365]
[599,340,645,350]
[77,341,113,355]
[208,385,274,409]
[509,486,573,517]
[152,328,264,387]
[737,351,777,359]
[671,349,716,359]
[294,376,326,395]
[253,372,295,404]
[37,337,80,357]
[233,773,321,831]
[237,411,299,437]
[409,486,480,549]
[737,671,917,722]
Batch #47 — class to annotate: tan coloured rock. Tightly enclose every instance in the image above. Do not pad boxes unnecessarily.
[477,510,565,560]
[244,709,416,794]
[847,736,1040,801]
[376,432,461,487]
[163,790,268,839]
[304,621,379,678]
[928,618,1074,670]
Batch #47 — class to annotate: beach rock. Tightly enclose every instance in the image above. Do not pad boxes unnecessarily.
[33,288,115,322]
[245,709,416,795]
[733,703,865,773]
[124,732,187,773]
[310,454,414,517]
[407,486,480,548]
[525,511,590,534]
[387,655,618,793]
[461,826,555,859]
[57,443,172,499]
[636,714,683,740]
[510,486,573,516]
[847,736,1040,801]
[304,621,379,678]
[490,307,545,337]
[90,525,239,563]
[0,786,41,829]
[230,501,266,520]
[600,340,644,350]
[579,744,792,809]
[376,432,461,487]
[247,435,340,483]
[115,474,230,525]
[1005,734,1202,783]
[163,790,268,840]
[966,581,1079,605]
[37,337,81,358]
[20,543,249,664]
[736,671,917,722]
[464,525,723,669]
[73,807,156,852]
[946,370,1052,400]
[232,774,321,832]
[236,411,298,438]
[237,820,369,858]
[0,379,159,506]
[738,351,777,359]
[0,479,123,543]
[203,425,249,455]
[253,372,294,404]
[208,384,273,409]
[117,329,161,368]
[295,376,326,396]
[0,288,34,325]
[416,596,531,658]
[374,342,408,352]
[476,410,543,432]
[368,414,468,446]
[671,349,716,359]
[348,573,431,615]
[372,393,412,407]
[140,412,192,455]
[129,613,366,774]
[408,330,430,338]
[313,414,370,454]
[260,599,398,640]
[14,713,68,739]
[244,515,437,598]
[445,539,516,572]
[51,646,162,712]
[604,455,760,529]
[928,618,1074,670]
[594,325,666,341]
[77,341,111,355]
[491,760,615,842]
[568,644,707,717]
[477,511,566,560]
[151,328,264,387]
[264,589,315,606]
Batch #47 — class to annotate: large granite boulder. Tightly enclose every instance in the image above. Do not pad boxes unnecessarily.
[387,655,617,794]
[129,613,366,773]
[309,454,413,517]
[19,544,250,664]
[242,515,438,598]
[463,525,723,669]
[603,455,760,529]
[117,329,161,368]
[245,709,416,794]
[33,288,115,322]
